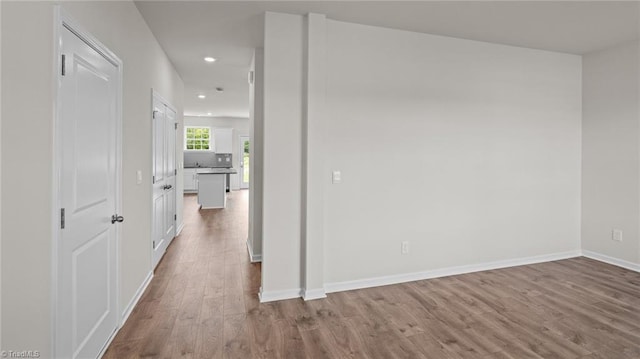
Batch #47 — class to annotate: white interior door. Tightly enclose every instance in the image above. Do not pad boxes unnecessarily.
[152,94,176,269]
[57,24,120,359]
[239,135,250,189]
[164,107,177,245]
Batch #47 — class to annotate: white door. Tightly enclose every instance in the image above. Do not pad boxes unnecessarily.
[152,95,176,269]
[57,24,120,359]
[239,135,250,189]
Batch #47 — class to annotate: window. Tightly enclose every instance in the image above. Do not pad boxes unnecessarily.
[185,126,212,150]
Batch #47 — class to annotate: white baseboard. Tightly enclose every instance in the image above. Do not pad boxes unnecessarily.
[176,222,185,236]
[121,270,153,324]
[582,250,640,273]
[246,239,262,263]
[97,326,118,359]
[259,287,302,303]
[302,288,327,301]
[325,250,581,294]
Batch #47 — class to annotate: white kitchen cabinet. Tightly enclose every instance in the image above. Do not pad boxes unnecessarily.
[183,168,197,192]
[214,128,233,153]
[197,173,226,209]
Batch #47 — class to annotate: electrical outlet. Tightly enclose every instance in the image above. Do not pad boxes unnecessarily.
[401,241,409,254]
[612,229,623,242]
[136,170,142,185]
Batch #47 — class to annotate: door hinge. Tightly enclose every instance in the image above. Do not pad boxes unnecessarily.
[152,110,158,119]
[175,169,177,175]
[60,208,65,229]
[152,240,156,249]
[61,54,66,76]
[152,175,155,184]
[174,123,178,130]
[174,214,177,221]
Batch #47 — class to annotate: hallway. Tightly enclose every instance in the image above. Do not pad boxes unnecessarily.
[104,191,261,358]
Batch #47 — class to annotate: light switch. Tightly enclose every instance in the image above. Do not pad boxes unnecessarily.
[136,170,142,185]
[332,170,341,184]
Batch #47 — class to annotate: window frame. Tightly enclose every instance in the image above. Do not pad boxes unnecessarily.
[184,126,214,151]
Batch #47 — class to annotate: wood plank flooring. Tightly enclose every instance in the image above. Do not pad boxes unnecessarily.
[104,191,640,358]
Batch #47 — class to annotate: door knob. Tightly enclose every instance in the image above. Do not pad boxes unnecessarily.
[164,184,173,190]
[111,215,124,224]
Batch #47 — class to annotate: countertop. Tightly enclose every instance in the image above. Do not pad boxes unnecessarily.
[187,167,237,174]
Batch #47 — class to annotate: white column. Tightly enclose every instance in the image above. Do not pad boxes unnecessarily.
[260,12,305,301]
[302,13,327,300]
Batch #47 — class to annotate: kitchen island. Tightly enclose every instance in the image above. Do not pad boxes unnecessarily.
[195,168,238,209]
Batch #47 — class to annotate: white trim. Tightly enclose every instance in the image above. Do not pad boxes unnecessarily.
[249,252,262,263]
[325,250,581,293]
[582,250,640,273]
[53,7,124,358]
[259,287,302,303]
[246,238,262,263]
[176,222,185,236]
[51,6,62,356]
[151,90,177,114]
[120,271,153,324]
[302,288,327,301]
[0,1,3,352]
[96,327,118,359]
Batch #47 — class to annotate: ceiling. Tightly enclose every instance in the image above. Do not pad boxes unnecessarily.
[134,1,640,118]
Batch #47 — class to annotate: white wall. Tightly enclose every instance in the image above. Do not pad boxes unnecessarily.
[183,116,249,190]
[261,13,582,298]
[582,40,640,265]
[301,13,328,298]
[323,20,582,283]
[0,1,183,356]
[1,3,54,351]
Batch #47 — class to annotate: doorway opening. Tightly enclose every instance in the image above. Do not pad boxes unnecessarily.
[239,135,250,189]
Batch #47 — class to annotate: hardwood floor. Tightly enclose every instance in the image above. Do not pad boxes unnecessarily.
[104,191,640,358]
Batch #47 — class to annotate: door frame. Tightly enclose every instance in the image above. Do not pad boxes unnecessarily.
[150,89,178,269]
[239,135,250,189]
[52,6,123,357]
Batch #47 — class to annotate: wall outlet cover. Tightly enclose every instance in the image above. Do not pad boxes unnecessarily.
[612,229,623,242]
[401,241,409,254]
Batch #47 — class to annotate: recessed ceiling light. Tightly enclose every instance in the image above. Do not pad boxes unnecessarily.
[197,94,206,99]
[204,57,216,63]
[207,112,212,116]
